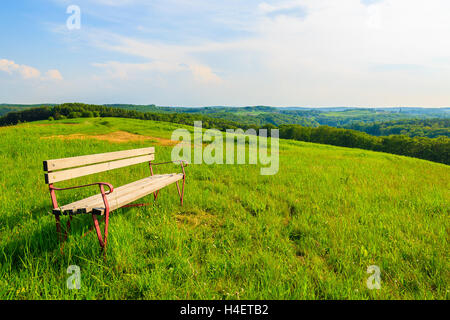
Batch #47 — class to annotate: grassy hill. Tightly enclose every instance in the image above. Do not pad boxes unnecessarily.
[0,117,448,299]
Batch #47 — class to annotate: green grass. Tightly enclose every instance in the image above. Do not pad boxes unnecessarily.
[0,117,448,299]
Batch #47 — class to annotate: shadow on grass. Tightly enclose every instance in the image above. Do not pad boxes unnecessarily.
[0,203,53,233]
[0,213,107,271]
[0,220,62,271]
[0,199,163,276]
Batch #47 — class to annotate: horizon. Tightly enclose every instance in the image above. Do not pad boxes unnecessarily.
[1,1,450,107]
[1,102,449,110]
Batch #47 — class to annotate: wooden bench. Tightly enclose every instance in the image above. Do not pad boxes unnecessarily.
[43,147,187,254]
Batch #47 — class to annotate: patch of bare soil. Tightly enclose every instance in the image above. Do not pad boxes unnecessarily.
[41,130,180,145]
[34,123,80,126]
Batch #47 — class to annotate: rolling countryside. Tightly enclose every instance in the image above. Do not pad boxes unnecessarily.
[0,117,448,299]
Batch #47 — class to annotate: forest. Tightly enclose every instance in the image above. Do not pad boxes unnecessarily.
[344,118,450,138]
[278,124,449,165]
[104,105,449,130]
[1,103,448,165]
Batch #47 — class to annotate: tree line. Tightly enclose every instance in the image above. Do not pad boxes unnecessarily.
[0,103,255,131]
[0,103,448,165]
[344,118,450,138]
[279,125,449,165]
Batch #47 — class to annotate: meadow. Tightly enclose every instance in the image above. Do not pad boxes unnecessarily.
[0,117,448,299]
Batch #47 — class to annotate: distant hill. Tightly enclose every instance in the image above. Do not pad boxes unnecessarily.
[103,104,450,128]
[1,103,448,165]
[2,103,449,139]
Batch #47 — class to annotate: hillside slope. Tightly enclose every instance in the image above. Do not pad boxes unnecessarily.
[0,118,448,299]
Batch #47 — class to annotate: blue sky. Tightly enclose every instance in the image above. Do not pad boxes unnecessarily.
[1,0,450,107]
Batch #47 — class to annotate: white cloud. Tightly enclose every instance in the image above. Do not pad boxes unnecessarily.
[45,69,64,81]
[189,64,222,83]
[92,59,222,85]
[0,59,41,79]
[87,30,224,84]
[0,59,63,82]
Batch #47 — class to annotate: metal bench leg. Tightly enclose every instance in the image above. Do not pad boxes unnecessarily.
[91,184,111,258]
[176,180,185,206]
[55,214,63,242]
[149,160,187,206]
[66,216,73,237]
[92,214,105,249]
[180,177,185,206]
[149,161,160,201]
[55,214,72,254]
[103,209,110,257]
[179,162,186,206]
[50,185,66,246]
[54,215,66,254]
[92,213,109,252]
[175,174,186,206]
[56,216,72,241]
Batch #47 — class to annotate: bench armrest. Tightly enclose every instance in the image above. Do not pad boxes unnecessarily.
[149,160,188,177]
[49,182,114,195]
[149,160,188,167]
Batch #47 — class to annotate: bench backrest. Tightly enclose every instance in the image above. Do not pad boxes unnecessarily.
[43,147,155,184]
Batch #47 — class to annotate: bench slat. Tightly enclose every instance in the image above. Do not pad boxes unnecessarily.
[44,147,155,172]
[93,173,183,215]
[45,154,155,184]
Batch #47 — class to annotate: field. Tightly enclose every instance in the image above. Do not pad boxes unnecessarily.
[0,117,448,299]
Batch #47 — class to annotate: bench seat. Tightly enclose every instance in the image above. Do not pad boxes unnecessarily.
[53,173,184,216]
